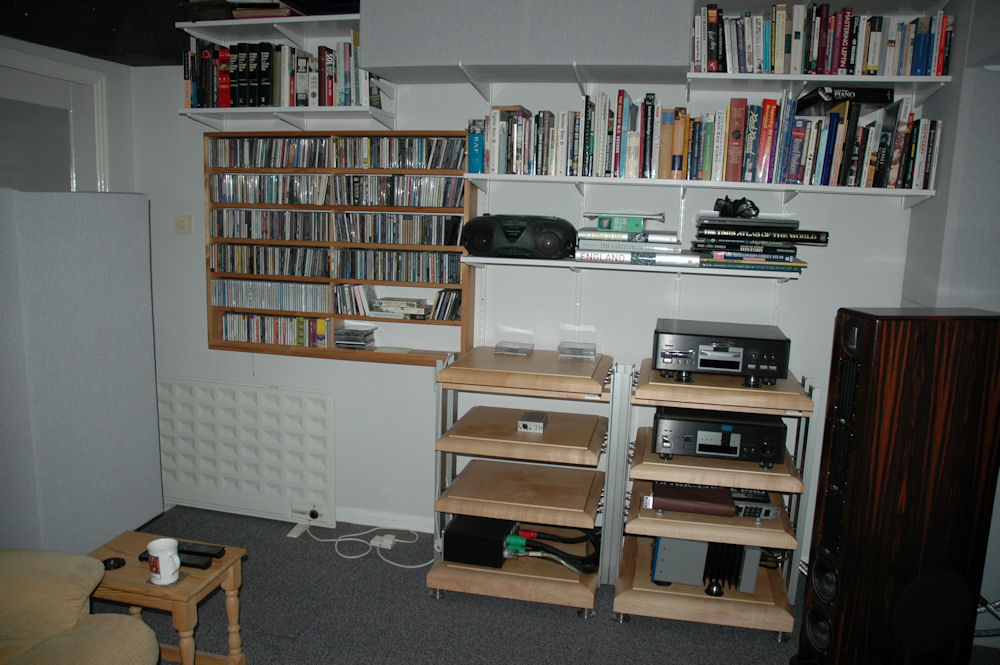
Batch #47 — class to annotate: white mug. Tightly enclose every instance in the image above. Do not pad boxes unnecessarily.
[147,537,181,585]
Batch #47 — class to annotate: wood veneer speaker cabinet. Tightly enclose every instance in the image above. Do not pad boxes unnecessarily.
[793,307,1000,665]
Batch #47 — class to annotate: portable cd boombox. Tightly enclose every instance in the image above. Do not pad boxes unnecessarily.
[461,215,577,260]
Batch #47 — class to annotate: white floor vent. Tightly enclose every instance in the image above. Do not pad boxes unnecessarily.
[156,376,335,535]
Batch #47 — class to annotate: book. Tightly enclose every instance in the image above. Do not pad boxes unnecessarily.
[574,250,701,267]
[742,104,761,182]
[467,118,485,174]
[577,227,679,243]
[699,257,806,272]
[698,250,799,262]
[644,482,735,517]
[725,98,747,182]
[698,215,800,228]
[696,225,829,245]
[577,239,682,253]
[670,107,688,179]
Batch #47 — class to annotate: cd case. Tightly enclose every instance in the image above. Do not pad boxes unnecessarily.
[557,341,596,360]
[494,341,534,355]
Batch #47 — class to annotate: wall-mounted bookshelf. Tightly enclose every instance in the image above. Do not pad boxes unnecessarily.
[177,15,396,130]
[204,130,474,366]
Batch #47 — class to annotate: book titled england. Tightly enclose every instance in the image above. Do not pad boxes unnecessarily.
[575,250,700,267]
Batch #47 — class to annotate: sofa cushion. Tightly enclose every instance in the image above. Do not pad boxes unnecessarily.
[0,550,104,644]
[7,614,159,665]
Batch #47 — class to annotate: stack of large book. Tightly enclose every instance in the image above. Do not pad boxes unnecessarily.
[573,214,700,267]
[691,215,827,272]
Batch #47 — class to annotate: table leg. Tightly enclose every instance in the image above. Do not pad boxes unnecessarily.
[129,605,142,621]
[222,565,245,664]
[172,602,198,665]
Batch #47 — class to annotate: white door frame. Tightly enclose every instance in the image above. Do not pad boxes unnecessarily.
[0,48,109,192]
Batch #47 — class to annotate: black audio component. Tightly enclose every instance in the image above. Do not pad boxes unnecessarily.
[461,214,576,260]
[653,406,786,468]
[792,308,1000,665]
[653,318,790,387]
[652,537,761,595]
[443,515,515,568]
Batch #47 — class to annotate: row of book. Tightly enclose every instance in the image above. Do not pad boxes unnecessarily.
[210,173,330,205]
[469,85,938,190]
[211,209,330,241]
[210,243,331,278]
[693,4,954,77]
[330,136,467,171]
[221,312,330,348]
[331,248,462,285]
[208,136,330,169]
[468,90,666,178]
[211,278,331,313]
[662,87,940,190]
[332,213,462,246]
[183,37,380,109]
[329,175,465,208]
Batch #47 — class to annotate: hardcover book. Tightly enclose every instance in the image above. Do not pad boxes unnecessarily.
[644,482,735,517]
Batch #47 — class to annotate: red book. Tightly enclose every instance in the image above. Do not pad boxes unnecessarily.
[216,48,231,108]
[725,98,747,182]
[613,89,625,176]
[756,98,778,183]
[838,7,854,74]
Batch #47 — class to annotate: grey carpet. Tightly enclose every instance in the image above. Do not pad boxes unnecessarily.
[92,506,1000,664]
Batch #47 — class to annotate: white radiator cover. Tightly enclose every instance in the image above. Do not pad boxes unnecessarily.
[157,376,335,529]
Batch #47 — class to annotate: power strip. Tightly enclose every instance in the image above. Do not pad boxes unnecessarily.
[369,534,395,550]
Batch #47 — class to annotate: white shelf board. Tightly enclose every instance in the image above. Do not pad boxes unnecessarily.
[460,256,801,280]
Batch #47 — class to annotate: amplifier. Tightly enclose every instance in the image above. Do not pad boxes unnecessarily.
[653,318,790,387]
[653,406,786,468]
[652,537,761,595]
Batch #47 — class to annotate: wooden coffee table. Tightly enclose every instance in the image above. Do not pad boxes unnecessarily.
[89,531,247,665]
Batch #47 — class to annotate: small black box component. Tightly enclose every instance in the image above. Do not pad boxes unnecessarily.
[443,515,515,568]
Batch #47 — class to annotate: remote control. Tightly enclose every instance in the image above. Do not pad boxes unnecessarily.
[138,551,212,570]
[177,541,226,558]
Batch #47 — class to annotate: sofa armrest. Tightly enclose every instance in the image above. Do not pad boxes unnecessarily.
[0,550,105,643]
[7,614,159,665]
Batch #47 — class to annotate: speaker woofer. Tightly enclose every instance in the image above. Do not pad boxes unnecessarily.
[811,555,839,604]
[804,604,833,653]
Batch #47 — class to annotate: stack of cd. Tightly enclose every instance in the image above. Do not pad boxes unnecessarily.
[557,341,597,360]
[334,325,376,350]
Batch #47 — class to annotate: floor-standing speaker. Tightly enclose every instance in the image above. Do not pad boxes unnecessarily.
[793,307,1000,665]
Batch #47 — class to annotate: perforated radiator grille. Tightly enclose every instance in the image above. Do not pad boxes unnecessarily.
[156,376,335,528]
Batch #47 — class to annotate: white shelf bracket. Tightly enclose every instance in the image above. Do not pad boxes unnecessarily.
[273,112,307,131]
[179,111,225,131]
[901,193,932,210]
[272,24,307,51]
[782,189,798,205]
[178,27,228,48]
[458,62,491,102]
[571,62,587,96]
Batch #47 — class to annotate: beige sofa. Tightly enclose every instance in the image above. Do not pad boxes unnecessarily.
[0,549,159,665]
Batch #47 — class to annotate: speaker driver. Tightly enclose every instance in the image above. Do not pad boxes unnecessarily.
[534,230,565,258]
[810,555,839,604]
[469,229,493,254]
[804,604,833,653]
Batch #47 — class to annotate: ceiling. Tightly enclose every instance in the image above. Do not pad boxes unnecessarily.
[0,1,360,67]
